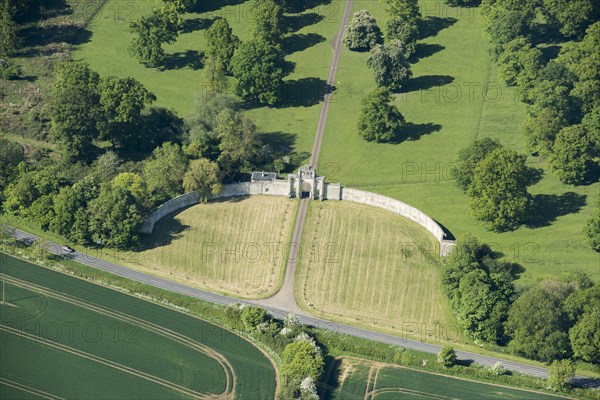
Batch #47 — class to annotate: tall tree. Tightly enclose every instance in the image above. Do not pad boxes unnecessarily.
[214,110,263,175]
[231,39,284,105]
[505,281,574,362]
[49,62,102,161]
[98,76,156,148]
[366,40,412,91]
[583,198,600,251]
[249,0,283,43]
[142,142,188,204]
[383,0,420,44]
[342,10,383,51]
[0,0,19,56]
[549,124,598,185]
[451,137,502,192]
[467,148,538,231]
[357,88,405,143]
[129,0,184,67]
[542,0,599,38]
[205,18,239,73]
[183,158,222,201]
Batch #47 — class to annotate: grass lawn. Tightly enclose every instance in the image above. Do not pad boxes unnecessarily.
[0,254,277,399]
[325,358,566,400]
[97,196,298,298]
[318,0,600,286]
[296,201,458,340]
[71,0,344,155]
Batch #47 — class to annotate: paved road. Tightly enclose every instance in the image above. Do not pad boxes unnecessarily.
[7,227,595,384]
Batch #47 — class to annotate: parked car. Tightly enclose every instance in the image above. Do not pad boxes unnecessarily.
[62,245,75,253]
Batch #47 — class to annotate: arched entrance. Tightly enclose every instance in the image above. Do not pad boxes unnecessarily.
[301,182,312,199]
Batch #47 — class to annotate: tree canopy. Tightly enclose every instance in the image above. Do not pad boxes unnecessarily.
[357,88,405,143]
[343,10,383,51]
[366,40,412,91]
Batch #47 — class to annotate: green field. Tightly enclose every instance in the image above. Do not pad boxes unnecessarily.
[318,0,600,285]
[325,358,565,400]
[94,196,297,298]
[72,0,343,154]
[296,201,457,339]
[0,254,277,399]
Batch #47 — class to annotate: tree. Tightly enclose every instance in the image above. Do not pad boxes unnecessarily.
[497,38,543,87]
[249,0,283,43]
[240,306,266,330]
[384,19,418,57]
[183,158,222,201]
[0,137,24,192]
[451,137,502,192]
[383,0,420,28]
[549,124,598,185]
[583,199,600,251]
[92,151,121,182]
[231,39,284,105]
[523,107,570,156]
[111,172,148,204]
[547,360,575,391]
[483,6,534,58]
[205,18,239,73]
[357,88,405,143]
[542,0,599,38]
[505,281,573,362]
[342,10,383,51]
[88,183,144,249]
[366,40,412,91]
[557,22,600,113]
[3,164,65,215]
[437,346,457,368]
[467,148,538,231]
[50,176,99,243]
[49,62,102,161]
[569,311,600,363]
[129,0,184,67]
[98,76,156,148]
[215,110,264,176]
[142,142,188,205]
[282,339,324,382]
[0,0,19,56]
[204,57,228,94]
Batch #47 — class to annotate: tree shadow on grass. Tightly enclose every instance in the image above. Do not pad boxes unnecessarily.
[276,77,328,108]
[286,0,332,14]
[395,122,442,143]
[409,43,445,63]
[163,50,204,70]
[524,192,587,229]
[188,0,245,13]
[282,33,326,54]
[258,131,297,152]
[319,356,340,400]
[181,17,214,34]
[141,215,189,250]
[401,75,455,93]
[283,13,325,32]
[419,16,457,39]
[19,24,92,52]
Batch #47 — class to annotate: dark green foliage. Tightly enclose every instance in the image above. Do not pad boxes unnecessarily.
[523,107,570,156]
[129,0,184,67]
[88,183,145,249]
[205,18,239,73]
[343,10,383,51]
[442,235,516,344]
[249,0,283,43]
[49,62,102,162]
[98,76,156,148]
[357,88,405,143]
[505,280,574,362]
[142,142,188,205]
[583,198,600,251]
[549,124,598,185]
[497,38,543,87]
[0,137,24,194]
[0,0,19,56]
[542,0,600,38]
[569,312,600,363]
[240,306,267,330]
[282,339,324,382]
[3,164,66,215]
[451,137,502,192]
[467,148,539,231]
[366,40,412,91]
[482,4,535,58]
[231,39,284,105]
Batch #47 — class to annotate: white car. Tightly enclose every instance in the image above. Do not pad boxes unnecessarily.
[62,245,75,253]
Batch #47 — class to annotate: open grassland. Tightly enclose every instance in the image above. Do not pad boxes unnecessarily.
[72,0,344,154]
[0,254,277,399]
[325,358,565,400]
[318,0,599,285]
[296,201,457,339]
[110,196,297,298]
